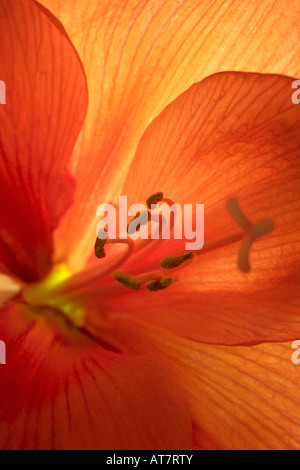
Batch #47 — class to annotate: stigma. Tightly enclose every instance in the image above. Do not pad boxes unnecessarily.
[226,197,274,273]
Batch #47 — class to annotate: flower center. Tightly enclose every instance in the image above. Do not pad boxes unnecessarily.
[23,264,85,327]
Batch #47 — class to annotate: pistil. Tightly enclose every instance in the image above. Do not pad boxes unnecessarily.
[226,197,274,272]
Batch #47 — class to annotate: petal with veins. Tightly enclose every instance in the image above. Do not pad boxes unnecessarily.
[108,72,300,345]
[115,319,300,450]
[0,0,88,282]
[0,303,192,450]
[38,0,300,269]
[104,266,300,345]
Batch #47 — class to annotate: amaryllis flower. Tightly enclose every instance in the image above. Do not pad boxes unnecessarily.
[0,0,300,450]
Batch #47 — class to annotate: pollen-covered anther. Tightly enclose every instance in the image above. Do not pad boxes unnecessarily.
[160,251,194,269]
[114,270,141,290]
[146,192,164,209]
[127,210,150,234]
[226,197,275,273]
[94,229,108,259]
[146,276,173,292]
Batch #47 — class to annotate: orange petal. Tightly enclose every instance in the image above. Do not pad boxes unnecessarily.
[106,72,299,343]
[100,267,300,345]
[0,303,192,450]
[115,319,300,450]
[0,0,88,281]
[38,0,300,269]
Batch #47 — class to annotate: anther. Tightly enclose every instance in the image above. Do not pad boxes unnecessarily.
[146,276,173,292]
[146,192,164,209]
[114,270,141,290]
[160,251,194,269]
[127,210,150,234]
[95,229,108,259]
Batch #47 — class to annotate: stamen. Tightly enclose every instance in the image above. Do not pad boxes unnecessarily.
[94,229,108,259]
[146,276,173,292]
[127,210,150,234]
[114,270,141,290]
[160,251,194,269]
[124,194,178,267]
[137,271,162,283]
[199,232,244,255]
[146,192,164,208]
[49,239,135,299]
